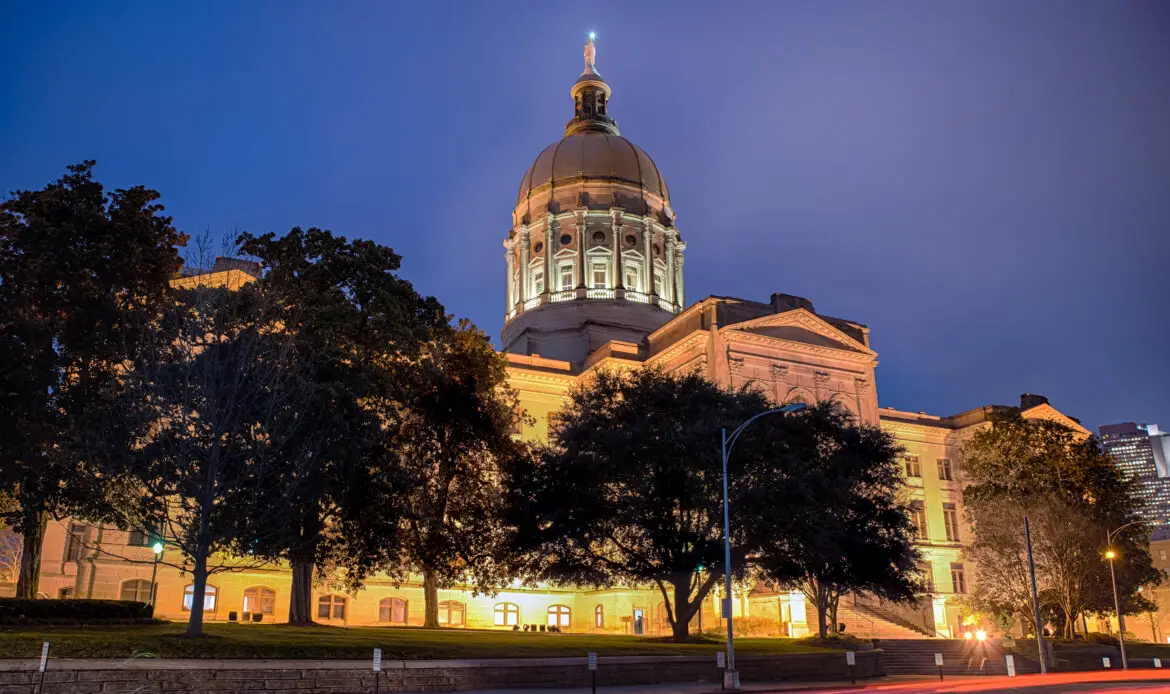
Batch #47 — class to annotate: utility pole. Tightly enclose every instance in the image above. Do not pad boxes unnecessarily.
[1024,516,1047,674]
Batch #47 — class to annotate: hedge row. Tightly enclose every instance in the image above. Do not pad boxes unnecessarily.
[0,598,154,624]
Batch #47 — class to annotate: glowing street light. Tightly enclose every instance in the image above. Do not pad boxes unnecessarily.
[720,402,808,690]
[588,31,596,40]
[149,537,164,608]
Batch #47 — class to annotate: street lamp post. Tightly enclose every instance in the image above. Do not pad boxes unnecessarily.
[1104,519,1146,671]
[721,402,808,691]
[149,541,164,608]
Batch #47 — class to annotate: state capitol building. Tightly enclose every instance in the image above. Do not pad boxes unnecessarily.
[17,39,1088,640]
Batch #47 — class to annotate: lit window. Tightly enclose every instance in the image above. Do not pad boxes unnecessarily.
[242,587,275,615]
[943,503,960,542]
[182,584,217,612]
[594,605,604,628]
[438,600,465,626]
[910,501,928,539]
[317,594,346,620]
[532,268,545,295]
[1161,550,1167,561]
[119,579,153,603]
[624,264,639,291]
[951,563,967,594]
[920,563,935,593]
[559,265,574,291]
[937,458,953,481]
[379,597,408,624]
[548,604,571,628]
[494,602,520,626]
[591,264,607,289]
[903,455,921,478]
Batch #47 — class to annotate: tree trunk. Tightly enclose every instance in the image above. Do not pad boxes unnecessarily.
[423,568,440,628]
[815,587,830,638]
[829,596,840,636]
[288,555,315,625]
[185,553,208,637]
[14,509,47,599]
[670,576,692,643]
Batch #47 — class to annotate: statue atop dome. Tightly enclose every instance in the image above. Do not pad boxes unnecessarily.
[584,34,597,74]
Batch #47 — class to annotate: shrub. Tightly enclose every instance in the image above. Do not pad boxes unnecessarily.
[0,599,154,625]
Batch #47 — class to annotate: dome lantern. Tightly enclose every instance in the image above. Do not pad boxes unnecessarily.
[566,35,618,137]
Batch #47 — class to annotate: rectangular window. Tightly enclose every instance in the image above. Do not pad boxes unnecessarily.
[624,265,639,290]
[920,563,934,593]
[653,271,664,296]
[937,458,953,481]
[903,455,921,478]
[559,265,574,291]
[950,563,967,594]
[127,529,148,547]
[64,525,87,562]
[943,503,960,542]
[910,501,928,539]
[532,268,545,295]
[591,264,607,289]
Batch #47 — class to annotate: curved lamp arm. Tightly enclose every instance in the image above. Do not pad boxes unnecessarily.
[724,403,808,461]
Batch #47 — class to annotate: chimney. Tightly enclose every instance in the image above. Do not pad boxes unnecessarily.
[771,293,815,314]
[1020,393,1049,410]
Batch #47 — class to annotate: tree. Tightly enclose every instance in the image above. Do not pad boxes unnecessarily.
[0,162,186,598]
[97,280,317,636]
[506,368,813,643]
[754,403,921,638]
[963,411,1159,638]
[395,320,526,627]
[235,228,447,625]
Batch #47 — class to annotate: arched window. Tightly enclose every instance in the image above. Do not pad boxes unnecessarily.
[120,580,153,603]
[548,604,571,628]
[317,594,347,620]
[182,584,217,612]
[379,597,408,624]
[594,605,604,628]
[494,602,520,627]
[242,586,276,615]
[438,600,465,627]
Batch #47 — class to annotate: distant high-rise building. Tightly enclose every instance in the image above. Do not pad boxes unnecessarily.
[1100,422,1170,525]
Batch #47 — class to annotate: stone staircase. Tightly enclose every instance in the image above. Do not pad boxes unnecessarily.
[877,639,1041,676]
[833,602,931,640]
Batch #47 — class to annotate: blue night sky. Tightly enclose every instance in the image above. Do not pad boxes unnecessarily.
[3,1,1168,431]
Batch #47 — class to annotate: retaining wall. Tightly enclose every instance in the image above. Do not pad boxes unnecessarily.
[0,651,883,693]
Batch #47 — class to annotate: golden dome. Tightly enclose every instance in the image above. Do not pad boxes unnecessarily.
[516,131,669,204]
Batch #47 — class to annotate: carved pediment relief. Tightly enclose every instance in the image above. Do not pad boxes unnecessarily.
[723,308,874,356]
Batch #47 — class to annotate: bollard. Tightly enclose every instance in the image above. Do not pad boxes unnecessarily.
[588,651,598,694]
[1005,654,1016,677]
[372,647,382,694]
[1154,657,1162,669]
[717,651,726,690]
[934,652,944,682]
[1103,657,1111,669]
[35,642,49,694]
[846,650,856,684]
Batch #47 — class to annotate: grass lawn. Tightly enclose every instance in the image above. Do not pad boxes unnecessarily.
[0,623,839,660]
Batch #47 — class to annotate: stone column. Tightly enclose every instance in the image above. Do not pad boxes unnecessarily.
[664,232,676,305]
[611,209,623,294]
[544,215,554,297]
[644,219,655,297]
[504,240,515,312]
[675,245,685,308]
[576,210,587,296]
[519,224,530,306]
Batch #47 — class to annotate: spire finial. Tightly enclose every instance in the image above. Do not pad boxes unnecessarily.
[584,33,597,74]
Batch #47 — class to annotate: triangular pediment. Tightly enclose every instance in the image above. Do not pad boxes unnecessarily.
[723,308,874,356]
[1022,403,1091,438]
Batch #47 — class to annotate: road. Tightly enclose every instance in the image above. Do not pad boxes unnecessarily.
[430,672,1170,694]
